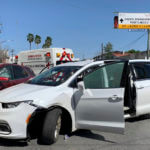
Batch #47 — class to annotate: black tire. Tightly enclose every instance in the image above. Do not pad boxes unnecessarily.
[38,108,62,145]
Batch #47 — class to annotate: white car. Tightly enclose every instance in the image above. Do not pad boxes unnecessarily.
[0,59,150,144]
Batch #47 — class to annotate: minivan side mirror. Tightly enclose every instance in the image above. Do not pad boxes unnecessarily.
[0,77,9,81]
[77,81,85,92]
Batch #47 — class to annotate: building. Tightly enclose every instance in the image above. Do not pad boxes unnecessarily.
[94,51,149,60]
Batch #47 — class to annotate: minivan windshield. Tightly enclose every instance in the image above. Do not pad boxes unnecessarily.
[28,66,81,86]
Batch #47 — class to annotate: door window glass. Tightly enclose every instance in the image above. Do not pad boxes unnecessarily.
[12,65,28,79]
[83,62,125,89]
[0,65,13,79]
[24,66,35,76]
[69,65,100,88]
[132,63,150,79]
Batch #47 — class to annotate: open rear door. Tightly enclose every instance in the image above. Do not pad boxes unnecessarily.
[75,61,128,134]
[131,62,150,116]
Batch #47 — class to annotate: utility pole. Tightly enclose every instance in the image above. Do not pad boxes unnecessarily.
[10,49,14,63]
[101,43,104,59]
[147,29,150,59]
[0,24,2,34]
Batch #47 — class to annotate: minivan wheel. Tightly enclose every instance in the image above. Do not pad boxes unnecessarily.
[38,108,62,145]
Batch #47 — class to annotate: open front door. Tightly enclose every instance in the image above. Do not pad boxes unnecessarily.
[75,61,128,134]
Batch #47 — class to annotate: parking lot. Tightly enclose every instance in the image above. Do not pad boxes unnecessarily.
[0,115,149,150]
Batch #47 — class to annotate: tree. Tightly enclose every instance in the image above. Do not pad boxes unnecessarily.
[0,49,9,63]
[42,43,47,48]
[42,36,52,48]
[127,49,140,53]
[27,33,34,50]
[34,35,41,48]
[104,42,113,59]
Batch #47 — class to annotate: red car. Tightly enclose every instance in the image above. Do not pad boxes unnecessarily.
[0,63,35,90]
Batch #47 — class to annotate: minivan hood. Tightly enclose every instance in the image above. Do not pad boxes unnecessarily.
[0,83,61,105]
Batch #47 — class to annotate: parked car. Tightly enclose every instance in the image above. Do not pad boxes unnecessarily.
[0,59,150,145]
[0,63,35,90]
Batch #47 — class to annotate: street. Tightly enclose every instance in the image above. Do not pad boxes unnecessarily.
[0,115,150,150]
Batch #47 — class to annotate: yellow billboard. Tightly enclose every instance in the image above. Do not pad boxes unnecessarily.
[118,13,150,29]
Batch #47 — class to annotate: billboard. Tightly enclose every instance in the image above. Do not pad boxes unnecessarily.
[118,13,150,29]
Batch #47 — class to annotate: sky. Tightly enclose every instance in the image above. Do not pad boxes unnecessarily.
[0,0,150,59]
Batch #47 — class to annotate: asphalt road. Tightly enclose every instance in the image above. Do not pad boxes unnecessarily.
[0,115,150,150]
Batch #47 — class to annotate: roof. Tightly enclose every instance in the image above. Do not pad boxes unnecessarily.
[129,59,150,63]
[58,59,150,67]
[113,53,129,57]
[58,59,94,67]
[0,63,31,68]
[18,48,73,54]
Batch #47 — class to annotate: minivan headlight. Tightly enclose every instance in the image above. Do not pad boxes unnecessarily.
[2,100,33,109]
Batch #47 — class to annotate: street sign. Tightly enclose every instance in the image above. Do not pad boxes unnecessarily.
[128,29,147,32]
[118,13,150,29]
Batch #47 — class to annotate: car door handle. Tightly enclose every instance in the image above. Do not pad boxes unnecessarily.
[108,95,122,102]
[137,86,144,89]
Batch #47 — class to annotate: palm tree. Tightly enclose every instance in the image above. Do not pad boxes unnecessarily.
[34,35,41,48]
[42,43,47,48]
[42,36,52,49]
[27,33,34,50]
[45,36,52,48]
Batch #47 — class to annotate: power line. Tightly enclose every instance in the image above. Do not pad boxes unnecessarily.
[119,32,147,50]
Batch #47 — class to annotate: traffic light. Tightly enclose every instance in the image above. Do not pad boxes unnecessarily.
[114,16,118,29]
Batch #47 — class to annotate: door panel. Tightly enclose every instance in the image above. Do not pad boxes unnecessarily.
[74,61,127,134]
[12,65,29,85]
[75,88,125,134]
[131,62,150,116]
[134,80,150,115]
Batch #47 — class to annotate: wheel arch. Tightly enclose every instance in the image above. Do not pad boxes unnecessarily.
[27,105,72,139]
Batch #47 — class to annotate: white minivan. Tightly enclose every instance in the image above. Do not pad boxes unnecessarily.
[0,59,150,145]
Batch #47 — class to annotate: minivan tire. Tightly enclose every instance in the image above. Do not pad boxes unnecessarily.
[38,108,62,145]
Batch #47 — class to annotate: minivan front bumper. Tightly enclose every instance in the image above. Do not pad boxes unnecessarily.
[0,102,37,139]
